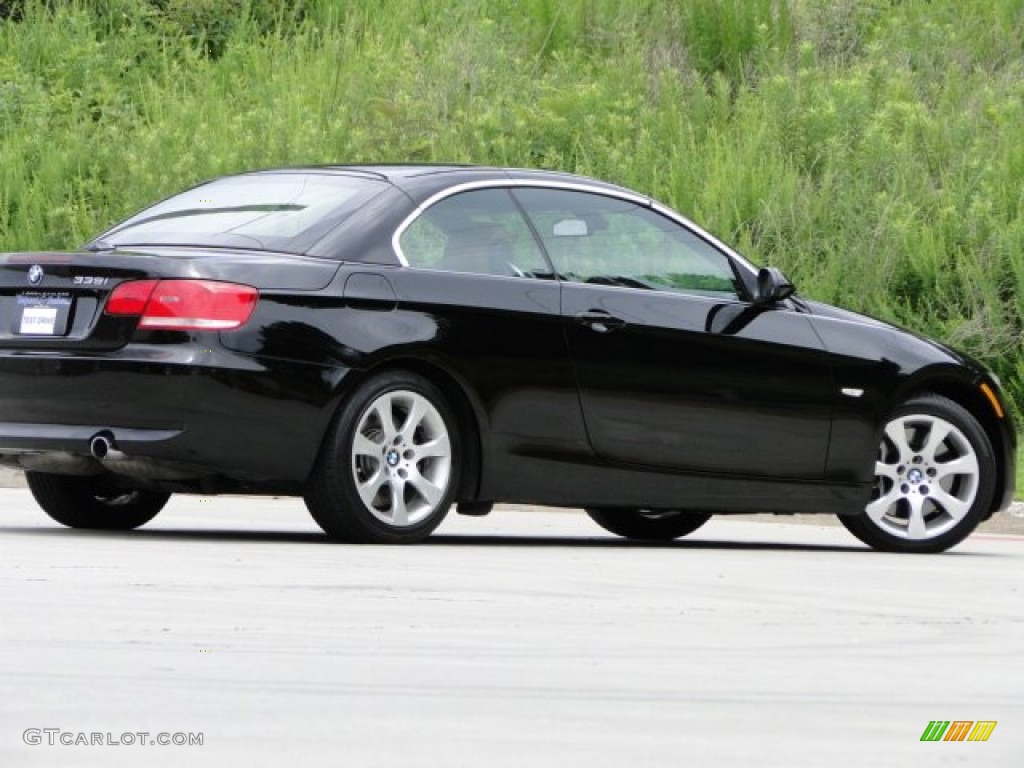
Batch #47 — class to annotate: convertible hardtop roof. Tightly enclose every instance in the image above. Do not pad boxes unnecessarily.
[240,164,642,198]
[322,164,499,179]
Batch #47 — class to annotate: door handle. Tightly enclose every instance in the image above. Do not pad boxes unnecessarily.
[575,310,626,333]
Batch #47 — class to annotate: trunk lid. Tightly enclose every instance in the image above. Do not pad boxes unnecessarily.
[0,247,340,351]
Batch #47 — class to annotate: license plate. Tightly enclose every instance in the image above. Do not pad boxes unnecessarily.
[16,292,72,336]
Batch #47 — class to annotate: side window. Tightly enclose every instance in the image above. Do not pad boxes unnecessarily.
[513,188,741,299]
[399,189,551,278]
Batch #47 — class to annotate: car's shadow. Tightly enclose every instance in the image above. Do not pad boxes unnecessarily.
[431,533,870,553]
[0,523,977,554]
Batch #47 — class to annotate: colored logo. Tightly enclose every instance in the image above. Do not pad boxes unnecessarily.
[921,720,997,742]
[27,265,44,285]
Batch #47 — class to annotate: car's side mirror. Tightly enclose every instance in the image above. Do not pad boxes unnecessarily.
[755,267,796,305]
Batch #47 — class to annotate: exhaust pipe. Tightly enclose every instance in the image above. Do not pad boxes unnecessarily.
[90,434,126,462]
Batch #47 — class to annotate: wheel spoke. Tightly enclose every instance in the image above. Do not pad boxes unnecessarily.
[356,470,387,510]
[930,487,971,522]
[401,396,429,436]
[865,487,902,523]
[906,495,928,539]
[934,454,978,480]
[884,421,914,463]
[372,396,397,439]
[353,431,382,459]
[408,468,444,508]
[920,420,952,463]
[416,434,451,459]
[389,480,409,526]
[874,461,900,482]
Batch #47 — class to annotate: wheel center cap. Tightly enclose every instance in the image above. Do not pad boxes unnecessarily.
[386,450,401,467]
[907,468,923,484]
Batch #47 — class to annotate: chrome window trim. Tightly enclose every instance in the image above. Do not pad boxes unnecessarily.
[391,178,759,283]
[398,264,556,283]
[649,201,759,276]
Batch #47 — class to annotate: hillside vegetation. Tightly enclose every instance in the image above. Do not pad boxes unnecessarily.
[2,0,1024,407]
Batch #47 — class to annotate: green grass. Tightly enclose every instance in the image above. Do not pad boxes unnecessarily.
[2,0,1024,413]
[1016,442,1024,500]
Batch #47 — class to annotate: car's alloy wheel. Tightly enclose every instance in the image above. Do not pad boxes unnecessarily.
[305,371,460,543]
[26,472,169,530]
[585,507,712,541]
[839,394,995,553]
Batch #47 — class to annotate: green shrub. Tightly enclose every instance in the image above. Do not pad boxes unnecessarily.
[2,0,1023,412]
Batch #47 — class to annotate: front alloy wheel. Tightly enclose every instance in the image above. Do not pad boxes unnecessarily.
[839,394,995,553]
[305,371,460,543]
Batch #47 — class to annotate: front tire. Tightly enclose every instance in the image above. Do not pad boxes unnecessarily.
[26,472,169,530]
[838,394,995,553]
[305,371,461,544]
[585,508,712,541]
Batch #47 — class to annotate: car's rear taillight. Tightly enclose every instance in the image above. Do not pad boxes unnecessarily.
[106,280,259,331]
[105,280,159,316]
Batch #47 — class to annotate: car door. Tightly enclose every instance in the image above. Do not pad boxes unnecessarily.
[513,187,835,480]
[393,187,592,497]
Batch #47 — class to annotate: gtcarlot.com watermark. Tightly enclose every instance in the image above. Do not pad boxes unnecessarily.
[24,729,203,747]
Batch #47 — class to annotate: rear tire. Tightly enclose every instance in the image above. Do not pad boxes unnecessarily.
[838,394,995,553]
[305,370,461,544]
[26,472,169,530]
[585,508,712,541]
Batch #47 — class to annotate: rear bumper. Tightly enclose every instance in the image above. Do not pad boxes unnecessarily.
[0,423,194,483]
[0,347,346,490]
[0,422,180,452]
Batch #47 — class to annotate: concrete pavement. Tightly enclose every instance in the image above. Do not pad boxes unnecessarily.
[3,465,1022,530]
[0,489,1022,767]
[0,467,23,487]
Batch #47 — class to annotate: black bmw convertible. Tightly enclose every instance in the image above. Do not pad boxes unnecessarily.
[0,165,1015,552]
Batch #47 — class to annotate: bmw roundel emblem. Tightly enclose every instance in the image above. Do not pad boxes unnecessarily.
[27,265,44,285]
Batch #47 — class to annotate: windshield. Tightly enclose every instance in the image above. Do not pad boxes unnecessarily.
[95,173,388,253]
